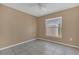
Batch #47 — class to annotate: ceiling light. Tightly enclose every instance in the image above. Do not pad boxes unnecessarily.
[38,3,47,12]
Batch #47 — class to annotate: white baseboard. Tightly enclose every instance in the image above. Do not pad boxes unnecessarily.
[0,39,36,51]
[1,38,79,51]
[37,38,79,49]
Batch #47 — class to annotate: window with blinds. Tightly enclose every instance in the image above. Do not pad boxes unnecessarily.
[45,17,62,37]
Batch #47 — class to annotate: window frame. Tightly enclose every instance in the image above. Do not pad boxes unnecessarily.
[45,16,62,38]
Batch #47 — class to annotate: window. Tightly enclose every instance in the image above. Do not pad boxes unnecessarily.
[45,17,62,37]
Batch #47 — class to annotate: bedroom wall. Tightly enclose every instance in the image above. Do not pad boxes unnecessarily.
[0,4,79,49]
[0,4,36,48]
[37,6,79,47]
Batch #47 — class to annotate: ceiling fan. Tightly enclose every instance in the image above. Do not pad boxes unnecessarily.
[37,3,48,12]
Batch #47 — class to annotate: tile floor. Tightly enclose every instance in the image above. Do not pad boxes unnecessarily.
[0,39,79,55]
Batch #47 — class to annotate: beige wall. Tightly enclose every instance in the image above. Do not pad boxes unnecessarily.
[0,4,79,48]
[37,6,79,47]
[0,5,36,48]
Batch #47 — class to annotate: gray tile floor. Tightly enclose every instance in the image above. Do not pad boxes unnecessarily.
[0,39,79,55]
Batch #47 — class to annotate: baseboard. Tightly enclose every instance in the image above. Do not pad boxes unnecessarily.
[37,38,79,49]
[0,39,36,51]
[1,38,79,51]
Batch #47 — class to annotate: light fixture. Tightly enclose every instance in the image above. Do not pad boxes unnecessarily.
[37,3,47,12]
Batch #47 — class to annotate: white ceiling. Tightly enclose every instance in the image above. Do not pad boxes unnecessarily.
[2,3,79,17]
